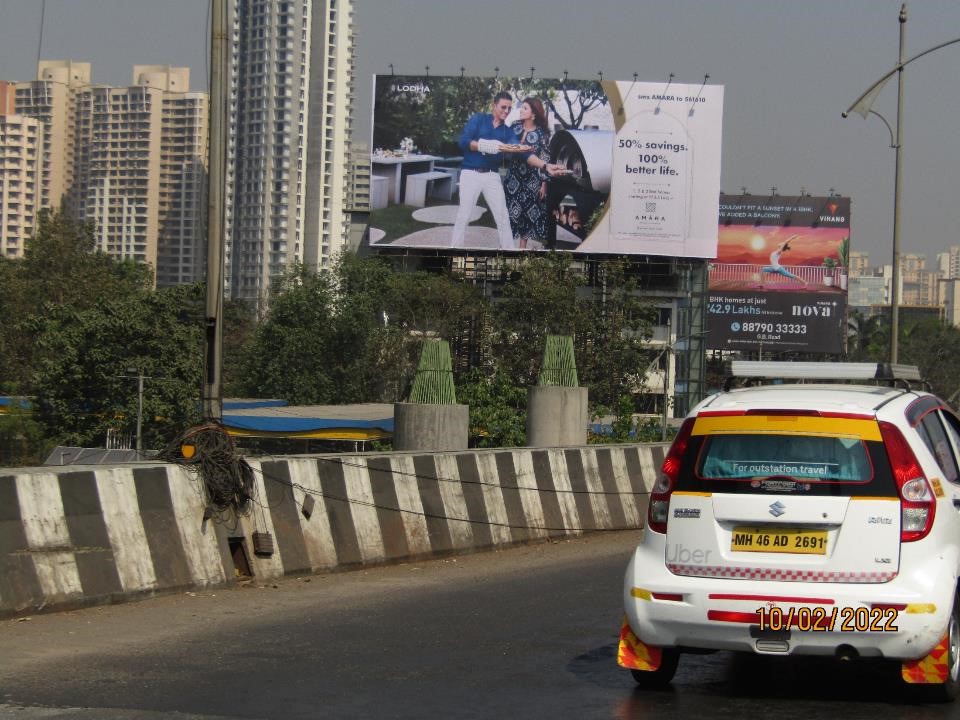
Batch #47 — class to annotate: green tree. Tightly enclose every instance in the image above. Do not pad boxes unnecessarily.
[900,319,960,401]
[239,265,338,404]
[491,253,586,386]
[0,404,48,466]
[240,255,486,405]
[31,284,204,449]
[1,209,152,394]
[488,254,656,415]
[373,76,495,156]
[576,261,657,408]
[524,78,609,130]
[846,310,888,362]
[222,297,258,397]
[456,368,526,448]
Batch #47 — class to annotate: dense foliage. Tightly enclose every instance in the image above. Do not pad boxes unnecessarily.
[1,211,694,464]
[1,211,208,458]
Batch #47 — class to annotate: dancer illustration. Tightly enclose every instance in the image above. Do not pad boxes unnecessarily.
[760,235,806,286]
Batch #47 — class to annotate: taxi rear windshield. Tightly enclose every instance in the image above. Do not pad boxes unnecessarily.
[677,433,898,497]
[699,434,871,482]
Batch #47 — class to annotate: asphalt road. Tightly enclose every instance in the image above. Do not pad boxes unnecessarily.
[2,530,960,719]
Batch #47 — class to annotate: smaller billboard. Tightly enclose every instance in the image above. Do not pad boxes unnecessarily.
[707,195,850,354]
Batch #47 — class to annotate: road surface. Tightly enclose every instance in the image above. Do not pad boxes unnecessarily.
[1,530,958,719]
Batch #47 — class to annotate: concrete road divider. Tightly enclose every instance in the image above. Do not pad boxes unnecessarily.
[0,444,664,616]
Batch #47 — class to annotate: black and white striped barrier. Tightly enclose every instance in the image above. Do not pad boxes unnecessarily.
[0,445,665,616]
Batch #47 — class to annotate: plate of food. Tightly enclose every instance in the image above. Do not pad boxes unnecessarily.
[499,143,533,153]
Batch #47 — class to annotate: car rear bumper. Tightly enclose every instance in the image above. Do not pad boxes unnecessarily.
[624,530,956,660]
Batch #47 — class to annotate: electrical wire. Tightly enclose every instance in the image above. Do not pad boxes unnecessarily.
[160,424,254,515]
[308,453,639,497]
[163,423,650,533]
[251,462,645,535]
[35,0,46,80]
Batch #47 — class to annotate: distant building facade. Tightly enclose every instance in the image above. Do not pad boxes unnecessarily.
[938,246,960,280]
[0,113,41,257]
[848,275,889,309]
[12,62,208,284]
[15,61,90,214]
[345,141,370,251]
[943,278,960,326]
[225,0,355,301]
[848,250,871,277]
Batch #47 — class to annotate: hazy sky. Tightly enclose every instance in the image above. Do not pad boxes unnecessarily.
[2,0,959,264]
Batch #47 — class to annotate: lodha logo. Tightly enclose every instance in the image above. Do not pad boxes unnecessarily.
[392,82,431,94]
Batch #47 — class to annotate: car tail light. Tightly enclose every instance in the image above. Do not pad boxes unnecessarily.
[647,417,696,534]
[879,421,937,542]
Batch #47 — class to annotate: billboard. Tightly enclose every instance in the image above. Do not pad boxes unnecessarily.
[369,74,723,257]
[706,195,851,354]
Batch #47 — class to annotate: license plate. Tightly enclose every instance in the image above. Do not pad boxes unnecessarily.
[731,526,827,555]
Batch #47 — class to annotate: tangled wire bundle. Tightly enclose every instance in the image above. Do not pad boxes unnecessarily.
[160,423,254,514]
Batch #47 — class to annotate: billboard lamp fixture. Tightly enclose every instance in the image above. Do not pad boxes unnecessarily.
[460,67,465,78]
[688,74,709,116]
[424,65,429,77]
[655,73,674,115]
[388,63,394,76]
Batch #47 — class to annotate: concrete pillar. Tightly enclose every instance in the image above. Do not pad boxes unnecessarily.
[526,386,588,447]
[392,403,469,452]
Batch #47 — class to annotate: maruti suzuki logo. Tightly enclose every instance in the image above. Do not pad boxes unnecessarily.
[769,501,786,517]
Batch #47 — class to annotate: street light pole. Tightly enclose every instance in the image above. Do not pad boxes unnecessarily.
[890,3,906,364]
[117,369,150,454]
[844,7,960,364]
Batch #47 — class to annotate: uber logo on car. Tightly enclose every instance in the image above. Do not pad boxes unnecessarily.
[673,508,701,519]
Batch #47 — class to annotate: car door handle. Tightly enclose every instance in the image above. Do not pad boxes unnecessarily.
[953,499,960,509]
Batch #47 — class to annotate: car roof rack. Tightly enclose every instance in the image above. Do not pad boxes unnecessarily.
[723,361,926,392]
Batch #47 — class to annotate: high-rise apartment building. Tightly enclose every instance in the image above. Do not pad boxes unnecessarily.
[13,63,208,284]
[15,61,90,213]
[73,78,164,267]
[938,245,960,280]
[0,114,41,257]
[70,66,208,284]
[848,250,871,277]
[225,0,354,301]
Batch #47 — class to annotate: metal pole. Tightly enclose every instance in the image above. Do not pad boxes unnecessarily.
[202,0,228,421]
[662,316,671,442]
[890,3,906,364]
[136,370,144,455]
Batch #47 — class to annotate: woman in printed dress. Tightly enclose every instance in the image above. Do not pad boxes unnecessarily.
[504,97,561,250]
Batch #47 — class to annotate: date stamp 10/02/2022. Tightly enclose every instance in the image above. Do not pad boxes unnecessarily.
[756,606,899,632]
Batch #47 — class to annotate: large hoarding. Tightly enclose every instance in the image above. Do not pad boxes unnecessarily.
[707,195,850,354]
[369,74,723,257]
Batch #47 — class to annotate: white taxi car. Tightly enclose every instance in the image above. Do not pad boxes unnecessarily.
[619,361,960,700]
